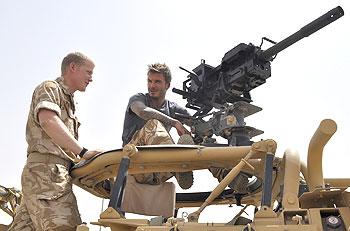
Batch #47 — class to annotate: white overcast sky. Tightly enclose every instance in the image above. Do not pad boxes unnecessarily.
[1,0,349,229]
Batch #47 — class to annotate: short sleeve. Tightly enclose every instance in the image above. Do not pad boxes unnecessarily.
[127,93,147,113]
[33,81,62,124]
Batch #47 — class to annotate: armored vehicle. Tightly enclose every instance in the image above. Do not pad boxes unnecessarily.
[2,5,349,231]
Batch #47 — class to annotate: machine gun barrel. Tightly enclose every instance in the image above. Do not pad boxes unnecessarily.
[260,6,344,61]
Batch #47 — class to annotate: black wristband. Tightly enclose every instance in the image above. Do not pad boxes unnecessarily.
[79,147,88,158]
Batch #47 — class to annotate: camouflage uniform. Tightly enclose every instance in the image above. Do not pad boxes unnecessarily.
[9,77,81,231]
[129,119,174,185]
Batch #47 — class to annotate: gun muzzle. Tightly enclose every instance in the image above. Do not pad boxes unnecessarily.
[260,6,344,61]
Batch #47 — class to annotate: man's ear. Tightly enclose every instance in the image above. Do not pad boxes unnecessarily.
[166,82,170,90]
[69,62,77,72]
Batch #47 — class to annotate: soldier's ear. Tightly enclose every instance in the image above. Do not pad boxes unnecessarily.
[69,62,77,72]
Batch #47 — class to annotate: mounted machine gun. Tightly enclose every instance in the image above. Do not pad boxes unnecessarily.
[173,6,344,146]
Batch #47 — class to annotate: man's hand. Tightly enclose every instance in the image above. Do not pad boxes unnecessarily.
[81,149,104,160]
[174,120,190,136]
[38,109,103,161]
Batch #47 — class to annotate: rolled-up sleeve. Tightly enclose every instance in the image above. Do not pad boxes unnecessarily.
[33,81,62,124]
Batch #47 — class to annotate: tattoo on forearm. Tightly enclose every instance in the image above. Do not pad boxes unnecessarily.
[141,108,175,126]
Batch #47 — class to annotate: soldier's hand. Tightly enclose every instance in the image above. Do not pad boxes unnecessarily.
[81,149,104,160]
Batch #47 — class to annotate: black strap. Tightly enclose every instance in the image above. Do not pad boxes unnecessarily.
[79,147,88,158]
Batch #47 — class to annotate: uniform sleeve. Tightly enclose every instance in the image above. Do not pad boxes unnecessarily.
[126,93,146,113]
[33,81,62,124]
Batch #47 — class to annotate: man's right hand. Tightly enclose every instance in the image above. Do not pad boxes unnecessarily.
[174,120,190,136]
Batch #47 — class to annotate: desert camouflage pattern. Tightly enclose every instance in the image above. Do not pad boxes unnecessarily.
[9,163,81,231]
[26,77,79,162]
[129,118,233,186]
[9,78,81,230]
[128,119,173,184]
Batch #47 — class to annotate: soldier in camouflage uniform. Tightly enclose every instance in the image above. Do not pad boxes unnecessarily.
[9,52,101,231]
[122,63,194,189]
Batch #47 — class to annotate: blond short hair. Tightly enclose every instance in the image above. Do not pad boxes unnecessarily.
[147,63,172,83]
[61,52,92,75]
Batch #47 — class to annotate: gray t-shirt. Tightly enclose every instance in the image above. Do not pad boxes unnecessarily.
[122,93,190,146]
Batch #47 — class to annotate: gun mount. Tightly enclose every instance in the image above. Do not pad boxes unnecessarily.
[173,6,344,146]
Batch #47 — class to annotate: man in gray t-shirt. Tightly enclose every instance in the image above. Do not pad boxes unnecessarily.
[122,93,190,146]
[121,63,193,189]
